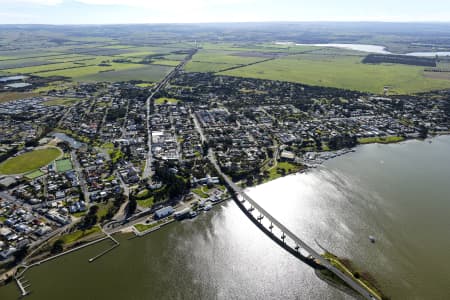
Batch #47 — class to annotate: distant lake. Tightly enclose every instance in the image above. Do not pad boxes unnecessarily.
[296,43,391,54]
[406,51,450,57]
[278,42,450,57]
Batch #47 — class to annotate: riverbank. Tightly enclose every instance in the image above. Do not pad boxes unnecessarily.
[320,251,386,300]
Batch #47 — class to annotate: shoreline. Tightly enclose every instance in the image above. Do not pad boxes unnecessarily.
[245,133,449,189]
[1,134,448,297]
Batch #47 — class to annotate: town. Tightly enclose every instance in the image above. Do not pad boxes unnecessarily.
[0,65,450,279]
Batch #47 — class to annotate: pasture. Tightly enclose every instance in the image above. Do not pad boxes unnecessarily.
[0,42,191,84]
[77,64,173,82]
[219,48,450,94]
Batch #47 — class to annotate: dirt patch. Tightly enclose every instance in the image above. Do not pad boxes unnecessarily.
[424,71,450,80]
[0,92,38,103]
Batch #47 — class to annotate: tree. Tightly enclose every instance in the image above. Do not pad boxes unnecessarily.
[418,125,428,139]
[315,138,322,151]
[51,239,64,254]
[13,246,28,264]
[79,205,99,230]
[126,198,137,217]
[202,142,209,156]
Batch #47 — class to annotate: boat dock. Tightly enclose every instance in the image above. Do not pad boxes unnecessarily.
[15,276,30,297]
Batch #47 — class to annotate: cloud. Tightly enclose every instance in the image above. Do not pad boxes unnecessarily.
[0,0,63,5]
[0,0,256,11]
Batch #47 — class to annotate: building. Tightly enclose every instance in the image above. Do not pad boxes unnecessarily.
[154,206,174,219]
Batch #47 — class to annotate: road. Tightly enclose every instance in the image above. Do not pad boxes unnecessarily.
[71,150,89,202]
[190,110,206,143]
[111,171,130,221]
[142,48,197,179]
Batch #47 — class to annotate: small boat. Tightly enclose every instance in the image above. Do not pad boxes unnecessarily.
[204,204,212,211]
[189,211,198,218]
[369,235,376,243]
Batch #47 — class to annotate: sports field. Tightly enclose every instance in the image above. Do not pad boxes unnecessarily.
[55,159,73,173]
[24,170,45,180]
[0,147,62,175]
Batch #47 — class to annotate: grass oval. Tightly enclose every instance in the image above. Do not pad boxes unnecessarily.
[0,147,62,175]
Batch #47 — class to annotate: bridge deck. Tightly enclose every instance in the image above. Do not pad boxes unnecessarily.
[208,151,378,300]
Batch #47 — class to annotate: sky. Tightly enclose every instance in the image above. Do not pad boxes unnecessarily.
[0,0,450,24]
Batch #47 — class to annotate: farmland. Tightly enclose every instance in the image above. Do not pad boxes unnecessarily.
[76,64,173,82]
[0,147,62,175]
[0,41,189,84]
[185,47,284,73]
[1,26,450,95]
[218,48,450,94]
[181,43,450,94]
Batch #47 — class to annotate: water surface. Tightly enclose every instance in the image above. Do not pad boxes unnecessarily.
[1,136,450,299]
[281,42,450,57]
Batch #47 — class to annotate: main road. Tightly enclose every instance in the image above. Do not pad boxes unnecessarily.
[142,48,197,179]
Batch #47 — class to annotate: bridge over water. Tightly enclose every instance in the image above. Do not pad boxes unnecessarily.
[208,152,379,300]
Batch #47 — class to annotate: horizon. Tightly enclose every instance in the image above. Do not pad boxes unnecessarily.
[1,0,450,24]
[2,20,450,26]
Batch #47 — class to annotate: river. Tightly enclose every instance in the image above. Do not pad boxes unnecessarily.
[1,136,450,299]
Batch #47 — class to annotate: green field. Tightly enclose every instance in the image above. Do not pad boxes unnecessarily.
[265,161,302,182]
[192,187,209,198]
[55,159,73,173]
[185,61,235,73]
[60,226,101,245]
[3,60,96,74]
[137,197,154,208]
[155,97,179,105]
[151,59,181,66]
[185,49,269,73]
[358,136,405,144]
[134,219,166,232]
[0,42,189,85]
[135,83,154,88]
[76,64,173,82]
[24,170,45,179]
[0,147,62,175]
[219,51,450,94]
[43,97,80,106]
